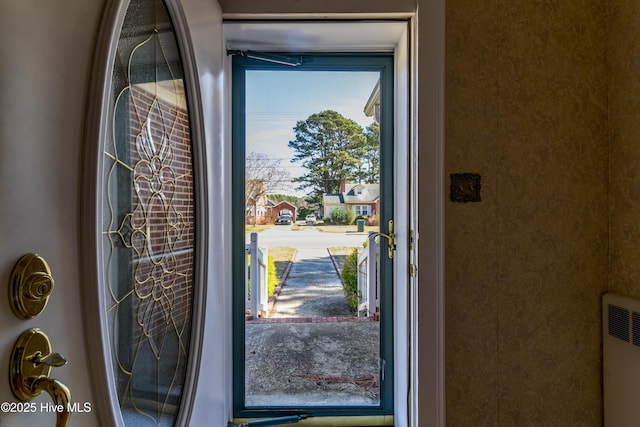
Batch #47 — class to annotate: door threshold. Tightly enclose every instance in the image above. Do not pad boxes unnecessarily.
[232,415,393,427]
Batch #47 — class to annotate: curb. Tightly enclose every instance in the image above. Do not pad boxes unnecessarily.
[327,249,343,279]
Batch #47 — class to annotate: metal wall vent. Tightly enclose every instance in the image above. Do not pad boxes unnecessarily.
[633,312,640,347]
[608,304,630,342]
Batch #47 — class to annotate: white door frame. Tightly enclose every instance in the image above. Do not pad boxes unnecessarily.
[222,17,444,426]
[82,4,445,427]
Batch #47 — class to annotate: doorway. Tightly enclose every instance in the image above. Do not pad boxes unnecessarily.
[232,54,395,420]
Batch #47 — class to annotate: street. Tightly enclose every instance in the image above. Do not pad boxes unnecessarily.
[246,224,370,250]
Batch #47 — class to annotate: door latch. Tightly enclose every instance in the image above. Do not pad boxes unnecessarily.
[368,220,396,259]
[10,328,71,427]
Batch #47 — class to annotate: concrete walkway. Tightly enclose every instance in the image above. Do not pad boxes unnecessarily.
[270,247,352,318]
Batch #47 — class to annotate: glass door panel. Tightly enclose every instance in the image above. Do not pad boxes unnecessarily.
[102,0,196,425]
[233,54,394,419]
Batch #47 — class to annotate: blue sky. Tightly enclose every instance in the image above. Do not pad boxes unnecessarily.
[245,70,380,196]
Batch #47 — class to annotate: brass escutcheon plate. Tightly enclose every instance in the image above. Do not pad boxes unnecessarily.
[10,328,53,401]
[9,254,55,319]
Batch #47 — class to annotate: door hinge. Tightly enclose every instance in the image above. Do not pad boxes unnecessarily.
[409,263,418,277]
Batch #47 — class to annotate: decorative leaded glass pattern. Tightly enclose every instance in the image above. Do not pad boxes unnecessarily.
[103,1,194,425]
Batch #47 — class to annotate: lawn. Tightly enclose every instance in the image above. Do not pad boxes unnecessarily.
[317,224,379,234]
[245,224,273,233]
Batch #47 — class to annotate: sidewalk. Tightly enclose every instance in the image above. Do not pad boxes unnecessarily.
[270,247,352,318]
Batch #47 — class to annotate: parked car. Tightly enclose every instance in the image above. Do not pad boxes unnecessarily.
[305,214,317,224]
[276,214,292,225]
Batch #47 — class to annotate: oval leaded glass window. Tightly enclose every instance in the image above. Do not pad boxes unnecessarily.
[103,0,195,425]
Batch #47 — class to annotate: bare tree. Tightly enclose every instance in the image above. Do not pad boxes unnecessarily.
[246,152,292,225]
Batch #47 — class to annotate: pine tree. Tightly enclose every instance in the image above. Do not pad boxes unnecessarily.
[288,110,365,201]
[359,122,380,183]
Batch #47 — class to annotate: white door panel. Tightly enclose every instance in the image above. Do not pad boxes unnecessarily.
[0,1,104,426]
[82,0,227,425]
[1,0,227,426]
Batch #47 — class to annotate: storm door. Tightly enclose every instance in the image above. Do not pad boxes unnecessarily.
[232,54,394,421]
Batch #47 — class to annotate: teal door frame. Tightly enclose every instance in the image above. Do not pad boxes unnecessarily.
[231,53,394,419]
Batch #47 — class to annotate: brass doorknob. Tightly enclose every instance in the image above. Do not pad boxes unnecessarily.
[10,328,71,427]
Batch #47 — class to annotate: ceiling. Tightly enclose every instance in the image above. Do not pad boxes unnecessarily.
[223,21,408,52]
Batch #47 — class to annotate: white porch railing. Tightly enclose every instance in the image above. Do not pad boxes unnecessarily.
[357,234,380,317]
[245,232,269,318]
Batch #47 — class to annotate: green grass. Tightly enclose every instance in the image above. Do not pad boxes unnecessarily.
[268,247,296,288]
[317,224,379,234]
[245,224,273,233]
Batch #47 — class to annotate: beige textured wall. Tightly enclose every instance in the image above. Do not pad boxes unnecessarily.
[219,0,615,424]
[609,4,640,297]
[445,1,608,426]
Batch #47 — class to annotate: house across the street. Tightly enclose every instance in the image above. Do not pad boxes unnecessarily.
[321,178,380,220]
[246,197,297,224]
[272,201,297,222]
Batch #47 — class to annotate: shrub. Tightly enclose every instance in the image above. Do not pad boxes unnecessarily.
[247,253,279,297]
[341,248,359,312]
[267,254,278,296]
[344,206,356,224]
[330,208,345,224]
[367,214,379,226]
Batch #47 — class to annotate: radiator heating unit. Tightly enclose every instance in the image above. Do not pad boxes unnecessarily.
[603,292,640,427]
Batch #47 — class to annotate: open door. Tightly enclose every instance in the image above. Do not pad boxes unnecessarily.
[82,0,229,426]
[231,54,395,422]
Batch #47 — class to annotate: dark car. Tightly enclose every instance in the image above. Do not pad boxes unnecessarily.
[276,214,292,225]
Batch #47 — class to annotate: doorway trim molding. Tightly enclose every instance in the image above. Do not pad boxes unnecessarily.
[223,14,446,426]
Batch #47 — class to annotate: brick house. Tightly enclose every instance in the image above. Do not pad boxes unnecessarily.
[246,196,297,224]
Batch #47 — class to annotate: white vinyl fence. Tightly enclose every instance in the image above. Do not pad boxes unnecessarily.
[245,232,269,318]
[357,234,380,317]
